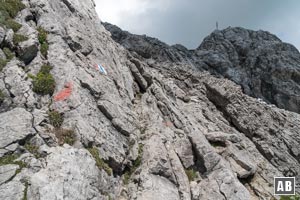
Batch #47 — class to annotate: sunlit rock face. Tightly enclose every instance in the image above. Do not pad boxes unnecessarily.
[0,0,300,199]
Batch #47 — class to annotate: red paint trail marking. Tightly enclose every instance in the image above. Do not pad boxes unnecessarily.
[54,82,73,102]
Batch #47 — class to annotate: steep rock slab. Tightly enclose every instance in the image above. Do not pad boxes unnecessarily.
[0,180,25,200]
[0,108,35,149]
[205,76,300,190]
[105,24,300,114]
[28,146,114,200]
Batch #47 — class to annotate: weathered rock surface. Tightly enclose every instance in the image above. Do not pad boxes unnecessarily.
[0,107,35,149]
[0,180,25,200]
[0,0,300,199]
[0,164,19,185]
[104,24,300,115]
[198,27,300,114]
[28,145,114,200]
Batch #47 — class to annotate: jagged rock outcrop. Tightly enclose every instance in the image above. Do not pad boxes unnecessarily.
[0,0,300,200]
[104,24,300,115]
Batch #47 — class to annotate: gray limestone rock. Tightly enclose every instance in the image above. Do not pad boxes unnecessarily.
[0,108,35,149]
[0,164,19,185]
[15,25,38,65]
[0,180,25,200]
[28,145,109,200]
[0,0,300,199]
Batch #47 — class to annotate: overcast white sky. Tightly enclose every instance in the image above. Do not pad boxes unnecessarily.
[95,0,300,50]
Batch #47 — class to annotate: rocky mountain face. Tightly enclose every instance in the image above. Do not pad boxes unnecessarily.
[105,23,300,114]
[0,0,300,200]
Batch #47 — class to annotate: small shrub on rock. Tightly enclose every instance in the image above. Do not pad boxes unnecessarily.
[0,0,26,18]
[37,27,49,58]
[123,144,144,184]
[48,110,63,128]
[185,169,198,182]
[54,128,76,146]
[0,59,7,71]
[39,64,52,74]
[40,42,49,58]
[30,65,56,95]
[37,27,47,44]
[3,47,14,60]
[2,19,21,32]
[13,33,28,45]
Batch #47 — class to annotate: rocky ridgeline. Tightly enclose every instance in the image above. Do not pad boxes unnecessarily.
[0,0,300,200]
[105,23,300,114]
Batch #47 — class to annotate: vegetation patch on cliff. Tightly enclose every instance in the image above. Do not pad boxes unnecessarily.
[24,143,42,158]
[0,0,25,32]
[0,59,6,71]
[37,27,49,58]
[0,90,5,104]
[123,144,144,184]
[87,147,112,176]
[0,48,14,72]
[48,110,64,128]
[280,195,300,200]
[185,168,198,182]
[3,47,14,60]
[0,154,27,175]
[0,0,25,19]
[54,128,76,146]
[29,65,56,95]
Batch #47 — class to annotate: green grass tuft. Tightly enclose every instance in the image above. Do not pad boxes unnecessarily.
[0,154,27,170]
[37,27,47,44]
[22,180,29,200]
[40,42,49,58]
[3,47,14,60]
[13,33,28,45]
[185,169,198,182]
[0,0,26,18]
[0,58,7,71]
[54,128,76,146]
[37,27,49,58]
[30,65,55,95]
[48,110,63,128]
[280,195,300,200]
[87,147,112,176]
[39,64,52,74]
[2,18,21,32]
[0,90,5,104]
[24,143,42,158]
[123,144,144,184]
